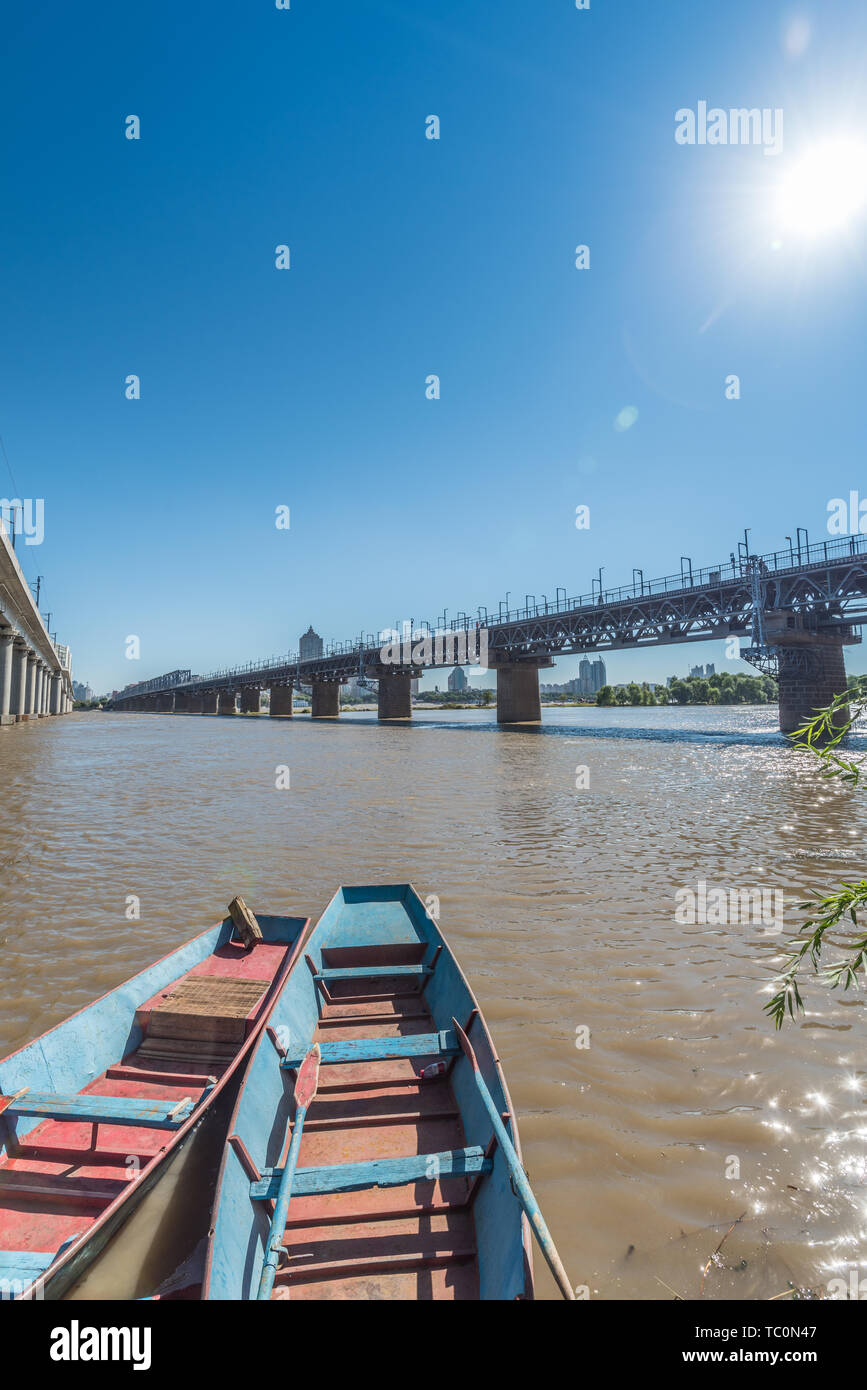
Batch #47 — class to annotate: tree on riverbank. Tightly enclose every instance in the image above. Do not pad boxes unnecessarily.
[765,675,867,1027]
[596,672,777,706]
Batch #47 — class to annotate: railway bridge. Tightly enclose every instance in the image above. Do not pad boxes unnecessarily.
[107,532,867,733]
[0,522,74,723]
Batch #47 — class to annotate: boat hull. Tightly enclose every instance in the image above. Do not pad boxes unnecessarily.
[203,885,533,1300]
[0,911,309,1300]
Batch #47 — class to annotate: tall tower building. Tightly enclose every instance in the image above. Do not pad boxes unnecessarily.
[299,626,324,661]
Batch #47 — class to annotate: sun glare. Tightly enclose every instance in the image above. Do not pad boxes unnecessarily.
[777,140,867,237]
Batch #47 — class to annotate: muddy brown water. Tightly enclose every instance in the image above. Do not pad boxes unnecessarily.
[1,707,865,1300]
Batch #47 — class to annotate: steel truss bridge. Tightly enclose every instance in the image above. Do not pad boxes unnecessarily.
[108,531,867,730]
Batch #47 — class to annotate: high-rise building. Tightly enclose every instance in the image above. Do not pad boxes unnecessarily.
[579,657,593,695]
[591,657,606,692]
[299,626,324,661]
[447,666,469,693]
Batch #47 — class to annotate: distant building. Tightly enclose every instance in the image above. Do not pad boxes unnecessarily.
[591,658,606,692]
[447,666,469,693]
[72,681,93,702]
[299,626,323,661]
[689,663,715,679]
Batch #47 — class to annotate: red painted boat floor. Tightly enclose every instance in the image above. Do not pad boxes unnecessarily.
[275,964,480,1300]
[0,940,289,1266]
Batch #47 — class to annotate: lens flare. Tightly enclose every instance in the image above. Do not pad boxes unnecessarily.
[778,141,867,237]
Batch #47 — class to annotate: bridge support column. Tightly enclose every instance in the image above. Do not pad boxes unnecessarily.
[312,681,340,718]
[0,631,15,724]
[187,694,203,714]
[377,672,412,721]
[218,690,237,716]
[270,685,293,717]
[24,652,37,719]
[12,641,28,721]
[49,674,61,715]
[156,692,173,712]
[495,661,548,724]
[201,692,218,714]
[173,692,190,713]
[240,687,261,714]
[776,638,851,736]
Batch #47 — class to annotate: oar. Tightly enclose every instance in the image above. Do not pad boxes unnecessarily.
[451,1017,576,1301]
[256,1042,321,1301]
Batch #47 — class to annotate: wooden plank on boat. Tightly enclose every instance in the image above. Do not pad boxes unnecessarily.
[4,1090,196,1128]
[228,896,263,948]
[282,1030,458,1068]
[251,1147,492,1201]
[149,977,270,1043]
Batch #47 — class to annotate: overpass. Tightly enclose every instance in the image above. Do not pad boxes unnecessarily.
[0,523,74,724]
[107,530,867,732]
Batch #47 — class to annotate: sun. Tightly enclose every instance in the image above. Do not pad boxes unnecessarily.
[777,139,867,237]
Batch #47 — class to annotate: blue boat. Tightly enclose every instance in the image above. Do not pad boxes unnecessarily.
[0,909,308,1301]
[203,884,574,1300]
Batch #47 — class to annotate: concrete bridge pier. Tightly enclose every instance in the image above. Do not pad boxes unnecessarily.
[24,652,37,720]
[493,657,554,724]
[763,613,857,736]
[201,692,218,714]
[12,640,28,721]
[218,690,237,716]
[156,692,173,713]
[240,688,261,715]
[312,680,340,718]
[0,631,15,724]
[173,692,190,713]
[377,672,413,721]
[49,673,61,716]
[775,637,852,735]
[270,685,293,717]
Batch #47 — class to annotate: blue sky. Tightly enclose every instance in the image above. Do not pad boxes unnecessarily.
[2,1,866,694]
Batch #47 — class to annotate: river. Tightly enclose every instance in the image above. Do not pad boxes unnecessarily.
[1,706,865,1300]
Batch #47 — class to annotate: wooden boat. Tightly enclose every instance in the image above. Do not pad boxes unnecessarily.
[203,884,573,1300]
[0,907,309,1300]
